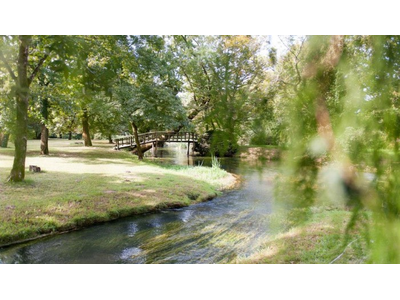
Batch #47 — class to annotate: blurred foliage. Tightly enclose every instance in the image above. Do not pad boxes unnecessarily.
[274,35,400,263]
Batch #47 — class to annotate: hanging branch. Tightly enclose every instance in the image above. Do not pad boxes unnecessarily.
[278,36,306,90]
[28,53,49,86]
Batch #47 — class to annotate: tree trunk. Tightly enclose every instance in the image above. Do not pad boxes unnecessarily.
[1,133,10,148]
[131,121,143,160]
[40,125,49,155]
[82,109,92,147]
[108,134,113,144]
[9,93,29,182]
[40,97,49,155]
[132,143,152,156]
[8,36,30,182]
[68,131,72,140]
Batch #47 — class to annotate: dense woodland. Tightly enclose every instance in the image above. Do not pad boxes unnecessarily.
[2,35,400,262]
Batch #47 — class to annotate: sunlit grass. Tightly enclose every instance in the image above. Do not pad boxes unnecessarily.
[237,207,368,264]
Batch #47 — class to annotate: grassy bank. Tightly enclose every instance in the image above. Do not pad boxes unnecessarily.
[238,206,368,264]
[0,139,236,246]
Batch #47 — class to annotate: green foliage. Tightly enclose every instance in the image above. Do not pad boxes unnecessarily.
[2,35,272,157]
[1,35,190,146]
[272,35,400,263]
[114,36,187,134]
[174,35,267,155]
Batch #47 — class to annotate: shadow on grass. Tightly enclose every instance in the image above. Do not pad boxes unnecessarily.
[1,145,135,166]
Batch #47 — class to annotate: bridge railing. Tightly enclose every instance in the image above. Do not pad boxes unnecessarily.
[114,131,198,150]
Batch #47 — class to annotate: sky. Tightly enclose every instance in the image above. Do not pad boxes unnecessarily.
[270,35,306,57]
[254,35,305,61]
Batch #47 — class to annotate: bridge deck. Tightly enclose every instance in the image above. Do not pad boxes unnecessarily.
[114,131,198,150]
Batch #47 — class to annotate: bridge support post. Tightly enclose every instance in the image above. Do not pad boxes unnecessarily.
[191,142,195,156]
[187,142,190,157]
[152,142,158,157]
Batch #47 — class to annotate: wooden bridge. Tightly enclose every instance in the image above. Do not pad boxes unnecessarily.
[114,131,198,150]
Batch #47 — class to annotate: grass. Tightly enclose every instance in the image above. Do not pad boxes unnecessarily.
[0,139,236,246]
[237,206,368,264]
[211,155,221,169]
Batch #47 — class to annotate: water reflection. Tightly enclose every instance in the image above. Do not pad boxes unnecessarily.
[0,144,277,264]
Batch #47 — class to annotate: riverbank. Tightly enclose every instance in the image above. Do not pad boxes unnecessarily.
[237,206,368,264]
[0,139,237,247]
[236,145,280,161]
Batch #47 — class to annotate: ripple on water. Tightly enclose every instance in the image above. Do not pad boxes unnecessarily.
[127,223,138,237]
[120,247,142,260]
[180,209,194,223]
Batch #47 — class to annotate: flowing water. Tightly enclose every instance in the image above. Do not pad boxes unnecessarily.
[0,145,278,264]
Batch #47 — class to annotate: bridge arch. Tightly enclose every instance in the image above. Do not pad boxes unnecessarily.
[114,131,198,152]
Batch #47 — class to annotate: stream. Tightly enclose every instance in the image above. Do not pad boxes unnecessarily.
[0,145,277,264]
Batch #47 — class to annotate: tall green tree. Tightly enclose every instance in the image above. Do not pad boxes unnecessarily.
[64,35,129,147]
[0,36,50,181]
[115,35,186,159]
[0,35,78,180]
[175,35,266,155]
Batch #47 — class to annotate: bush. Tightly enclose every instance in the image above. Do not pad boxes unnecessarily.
[194,130,238,157]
